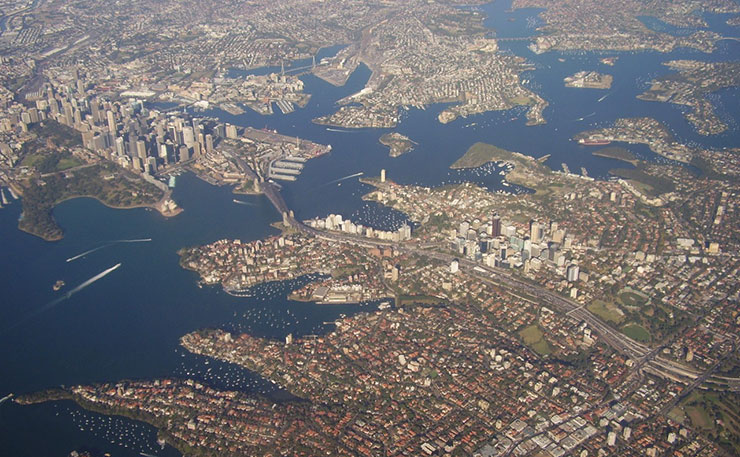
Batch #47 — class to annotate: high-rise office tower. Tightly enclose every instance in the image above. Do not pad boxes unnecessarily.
[492,214,501,237]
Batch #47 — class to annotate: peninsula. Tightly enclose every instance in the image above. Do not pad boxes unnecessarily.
[637,60,740,135]
[515,0,738,53]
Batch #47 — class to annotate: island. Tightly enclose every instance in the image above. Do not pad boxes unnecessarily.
[379,132,415,158]
[564,71,613,89]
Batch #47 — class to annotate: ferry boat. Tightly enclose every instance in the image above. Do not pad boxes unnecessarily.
[578,138,611,146]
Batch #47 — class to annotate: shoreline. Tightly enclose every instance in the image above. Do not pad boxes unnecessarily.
[18,192,180,242]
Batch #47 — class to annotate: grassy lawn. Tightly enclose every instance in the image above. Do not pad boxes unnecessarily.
[686,405,713,430]
[57,157,83,170]
[451,142,517,169]
[21,152,83,173]
[587,300,625,324]
[510,95,535,106]
[683,391,740,455]
[20,153,44,168]
[621,323,651,342]
[331,265,365,278]
[519,325,552,356]
[619,290,648,308]
[592,146,637,164]
[609,165,675,197]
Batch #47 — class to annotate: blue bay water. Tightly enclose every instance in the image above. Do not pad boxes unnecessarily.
[1,0,739,455]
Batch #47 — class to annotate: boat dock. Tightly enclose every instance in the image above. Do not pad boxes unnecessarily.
[268,156,307,182]
[275,99,295,114]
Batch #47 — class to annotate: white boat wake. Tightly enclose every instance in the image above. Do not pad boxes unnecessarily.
[66,245,110,262]
[63,263,122,298]
[66,239,151,262]
[323,172,364,187]
[2,264,122,334]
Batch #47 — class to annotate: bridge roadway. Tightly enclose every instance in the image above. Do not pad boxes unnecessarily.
[241,156,739,391]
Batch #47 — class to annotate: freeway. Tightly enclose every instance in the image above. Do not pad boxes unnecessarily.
[657,347,735,417]
[245,158,740,390]
[289,216,740,388]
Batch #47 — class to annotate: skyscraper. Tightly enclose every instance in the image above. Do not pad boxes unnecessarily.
[136,140,148,160]
[106,110,117,134]
[492,213,501,237]
[226,124,238,139]
[182,126,195,148]
[205,134,214,154]
[530,220,543,242]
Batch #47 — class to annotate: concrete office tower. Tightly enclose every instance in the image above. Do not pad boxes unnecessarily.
[530,220,543,242]
[179,145,190,162]
[136,140,147,160]
[115,136,125,156]
[492,213,501,237]
[567,264,580,282]
[182,126,195,148]
[226,124,238,139]
[205,134,214,154]
[106,110,117,134]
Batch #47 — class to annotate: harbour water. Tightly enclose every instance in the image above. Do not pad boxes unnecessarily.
[1,1,738,455]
